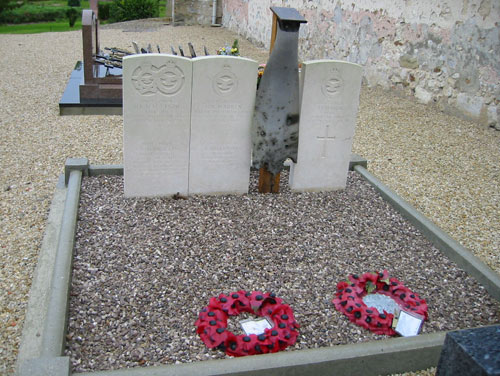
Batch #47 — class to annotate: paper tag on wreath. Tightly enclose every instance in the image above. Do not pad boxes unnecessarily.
[240,317,273,335]
[393,310,424,337]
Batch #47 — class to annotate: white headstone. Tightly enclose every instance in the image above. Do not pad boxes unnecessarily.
[123,54,192,197]
[289,60,363,191]
[189,56,258,195]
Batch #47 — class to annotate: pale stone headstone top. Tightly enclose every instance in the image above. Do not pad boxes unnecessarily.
[123,54,192,197]
[189,56,258,195]
[289,60,363,192]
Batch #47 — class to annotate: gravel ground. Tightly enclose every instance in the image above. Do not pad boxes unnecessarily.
[66,172,500,372]
[0,19,499,375]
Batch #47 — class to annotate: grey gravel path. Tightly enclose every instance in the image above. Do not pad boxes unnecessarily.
[0,19,499,375]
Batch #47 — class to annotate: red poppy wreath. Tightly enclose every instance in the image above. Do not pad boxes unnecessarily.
[332,270,428,336]
[195,290,299,357]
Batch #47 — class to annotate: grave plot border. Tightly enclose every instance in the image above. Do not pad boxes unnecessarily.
[16,155,500,376]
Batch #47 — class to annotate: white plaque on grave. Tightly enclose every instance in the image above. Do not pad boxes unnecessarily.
[123,54,192,197]
[240,317,274,335]
[289,60,363,192]
[189,56,257,195]
[394,310,424,337]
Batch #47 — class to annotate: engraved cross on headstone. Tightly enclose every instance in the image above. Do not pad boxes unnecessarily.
[317,124,336,158]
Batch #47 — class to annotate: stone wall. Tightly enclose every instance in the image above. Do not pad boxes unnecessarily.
[173,0,222,25]
[222,0,500,129]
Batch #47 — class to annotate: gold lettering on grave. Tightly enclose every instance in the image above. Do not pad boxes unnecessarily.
[212,65,238,96]
[132,61,185,96]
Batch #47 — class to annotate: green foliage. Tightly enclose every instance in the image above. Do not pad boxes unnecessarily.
[232,39,239,51]
[365,281,376,294]
[0,3,71,24]
[0,0,11,16]
[67,0,80,7]
[98,1,110,20]
[109,0,158,23]
[66,6,77,26]
[0,19,82,33]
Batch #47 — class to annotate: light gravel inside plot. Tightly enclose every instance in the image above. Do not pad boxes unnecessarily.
[66,172,500,372]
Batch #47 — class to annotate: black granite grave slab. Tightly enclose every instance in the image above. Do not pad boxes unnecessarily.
[59,61,123,115]
[437,325,500,376]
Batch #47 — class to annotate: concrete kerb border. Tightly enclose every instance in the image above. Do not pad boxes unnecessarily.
[354,165,500,302]
[16,156,499,376]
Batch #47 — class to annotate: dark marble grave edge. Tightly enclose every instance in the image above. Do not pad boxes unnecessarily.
[16,155,500,376]
[59,62,123,116]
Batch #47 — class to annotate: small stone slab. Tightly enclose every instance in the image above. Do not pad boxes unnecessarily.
[290,60,363,192]
[123,54,192,197]
[18,356,70,376]
[64,157,89,185]
[436,325,500,376]
[189,56,257,195]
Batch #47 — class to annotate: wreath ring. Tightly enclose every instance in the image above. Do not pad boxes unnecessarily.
[332,271,428,335]
[195,290,299,357]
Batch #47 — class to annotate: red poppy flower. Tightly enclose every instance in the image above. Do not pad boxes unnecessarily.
[333,271,428,336]
[196,290,299,357]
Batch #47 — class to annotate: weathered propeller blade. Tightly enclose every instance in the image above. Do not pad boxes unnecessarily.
[170,45,178,55]
[178,45,184,56]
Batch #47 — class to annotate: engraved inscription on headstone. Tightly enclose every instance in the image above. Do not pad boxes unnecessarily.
[212,65,238,96]
[123,54,192,197]
[289,60,363,192]
[131,62,185,96]
[189,56,258,195]
[322,68,343,97]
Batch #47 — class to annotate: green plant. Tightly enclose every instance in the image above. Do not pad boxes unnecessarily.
[66,6,78,26]
[0,3,70,24]
[216,39,240,56]
[98,1,110,20]
[0,19,82,33]
[0,0,11,16]
[67,0,80,6]
[109,0,158,23]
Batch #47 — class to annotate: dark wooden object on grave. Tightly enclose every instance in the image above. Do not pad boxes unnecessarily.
[253,7,307,193]
[188,42,197,58]
[79,9,122,103]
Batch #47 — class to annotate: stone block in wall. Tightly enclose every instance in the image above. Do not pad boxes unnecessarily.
[400,54,419,69]
[457,93,484,118]
[173,0,218,25]
[415,86,433,104]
